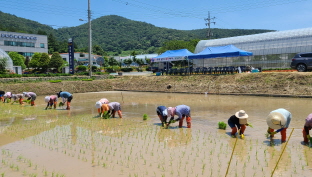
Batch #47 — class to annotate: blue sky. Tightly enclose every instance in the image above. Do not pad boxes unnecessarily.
[1,0,312,31]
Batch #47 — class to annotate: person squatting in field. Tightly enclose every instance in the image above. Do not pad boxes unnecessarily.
[23,92,36,106]
[266,108,292,143]
[108,102,122,118]
[44,95,58,109]
[167,105,192,128]
[57,91,73,110]
[95,98,109,116]
[156,106,168,127]
[228,110,251,139]
[302,113,312,145]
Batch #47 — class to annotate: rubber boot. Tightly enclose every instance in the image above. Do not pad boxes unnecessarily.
[303,128,309,143]
[240,124,246,134]
[54,101,57,109]
[112,110,116,118]
[19,98,23,105]
[97,108,101,114]
[231,127,237,136]
[117,110,122,118]
[179,116,185,128]
[66,102,70,110]
[186,116,191,128]
[281,128,287,143]
[31,101,35,106]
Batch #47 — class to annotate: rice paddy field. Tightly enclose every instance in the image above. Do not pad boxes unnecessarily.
[1,91,312,177]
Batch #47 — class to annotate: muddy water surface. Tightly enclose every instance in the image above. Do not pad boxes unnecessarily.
[1,91,312,177]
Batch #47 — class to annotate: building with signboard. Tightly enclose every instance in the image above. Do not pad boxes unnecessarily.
[0,31,48,57]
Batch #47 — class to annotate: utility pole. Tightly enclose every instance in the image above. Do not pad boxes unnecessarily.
[204,11,216,39]
[88,0,92,77]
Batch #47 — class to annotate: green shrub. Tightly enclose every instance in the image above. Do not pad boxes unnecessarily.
[49,80,62,83]
[76,65,87,72]
[218,121,227,130]
[121,68,133,72]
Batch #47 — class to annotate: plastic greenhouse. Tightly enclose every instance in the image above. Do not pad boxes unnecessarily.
[0,48,13,72]
[194,27,312,69]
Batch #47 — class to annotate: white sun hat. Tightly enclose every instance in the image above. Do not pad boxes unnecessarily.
[266,112,285,129]
[44,96,50,103]
[235,110,249,124]
[95,101,102,108]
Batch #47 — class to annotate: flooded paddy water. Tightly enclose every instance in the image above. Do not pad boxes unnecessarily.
[1,91,312,177]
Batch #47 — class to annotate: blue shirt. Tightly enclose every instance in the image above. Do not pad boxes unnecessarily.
[60,92,72,98]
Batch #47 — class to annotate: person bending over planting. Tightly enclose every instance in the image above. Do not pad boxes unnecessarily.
[156,106,168,127]
[57,91,73,110]
[3,92,12,103]
[23,92,36,106]
[44,95,58,109]
[95,98,109,116]
[228,110,251,139]
[266,108,292,143]
[167,105,192,128]
[108,102,122,118]
[302,113,312,145]
[0,91,5,102]
[11,94,24,105]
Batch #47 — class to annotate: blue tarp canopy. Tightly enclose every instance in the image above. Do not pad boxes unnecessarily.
[188,45,253,59]
[151,49,194,62]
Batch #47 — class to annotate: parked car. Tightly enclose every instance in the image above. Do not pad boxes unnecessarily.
[290,52,312,72]
[146,67,159,73]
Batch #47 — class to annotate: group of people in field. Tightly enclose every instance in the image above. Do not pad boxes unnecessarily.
[0,90,73,110]
[2,90,311,145]
[227,108,312,145]
[95,98,123,118]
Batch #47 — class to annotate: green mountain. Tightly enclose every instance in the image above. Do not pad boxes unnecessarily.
[0,11,274,54]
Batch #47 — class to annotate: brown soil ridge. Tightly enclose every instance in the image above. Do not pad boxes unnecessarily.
[1,72,311,97]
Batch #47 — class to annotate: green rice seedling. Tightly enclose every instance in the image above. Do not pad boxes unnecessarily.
[23,99,31,104]
[143,114,148,120]
[247,123,254,128]
[218,121,227,130]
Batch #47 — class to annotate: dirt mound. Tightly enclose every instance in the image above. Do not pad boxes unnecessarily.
[1,72,312,97]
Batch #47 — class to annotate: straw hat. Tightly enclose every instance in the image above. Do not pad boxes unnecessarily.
[95,101,102,108]
[235,110,248,124]
[235,110,248,118]
[44,96,50,103]
[167,107,176,116]
[266,112,285,129]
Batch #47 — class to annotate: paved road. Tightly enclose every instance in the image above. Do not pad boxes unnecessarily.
[109,71,153,76]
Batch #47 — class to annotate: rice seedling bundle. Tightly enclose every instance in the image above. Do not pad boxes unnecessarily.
[102,111,111,119]
[59,102,64,107]
[23,100,31,104]
[143,114,148,120]
[218,121,227,130]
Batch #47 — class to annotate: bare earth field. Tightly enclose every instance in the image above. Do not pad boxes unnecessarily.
[1,72,312,97]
